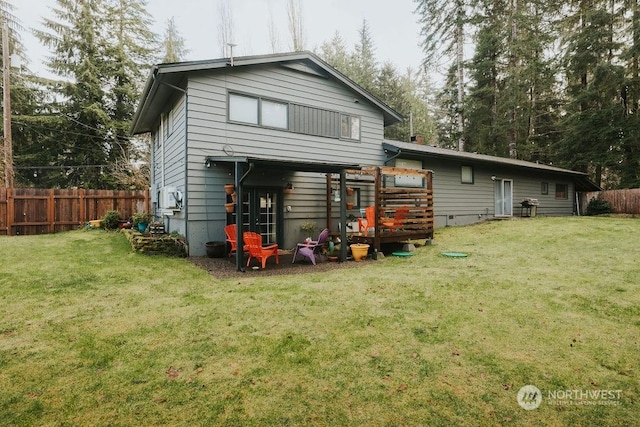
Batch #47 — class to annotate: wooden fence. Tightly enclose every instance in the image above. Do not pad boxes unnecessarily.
[581,188,640,215]
[0,188,150,235]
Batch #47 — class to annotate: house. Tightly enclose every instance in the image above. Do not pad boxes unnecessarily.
[130,50,598,265]
[381,140,601,227]
[130,51,419,265]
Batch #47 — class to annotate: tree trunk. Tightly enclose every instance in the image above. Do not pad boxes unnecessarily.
[456,0,465,152]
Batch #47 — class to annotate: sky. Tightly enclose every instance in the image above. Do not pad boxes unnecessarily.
[15,0,427,79]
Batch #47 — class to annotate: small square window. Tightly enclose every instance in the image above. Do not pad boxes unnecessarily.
[541,182,548,195]
[555,183,568,199]
[461,165,474,184]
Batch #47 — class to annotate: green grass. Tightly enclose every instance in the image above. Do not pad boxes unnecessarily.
[1,217,638,426]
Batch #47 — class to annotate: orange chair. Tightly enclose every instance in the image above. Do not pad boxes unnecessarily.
[382,206,409,231]
[243,231,279,269]
[224,224,247,257]
[358,206,376,235]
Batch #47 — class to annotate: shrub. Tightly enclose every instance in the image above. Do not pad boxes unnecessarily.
[102,210,121,230]
[586,198,613,216]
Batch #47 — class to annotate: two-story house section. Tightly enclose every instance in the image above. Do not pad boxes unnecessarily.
[131,51,403,257]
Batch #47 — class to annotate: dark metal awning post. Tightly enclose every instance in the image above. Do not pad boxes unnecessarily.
[339,169,347,262]
[234,161,244,272]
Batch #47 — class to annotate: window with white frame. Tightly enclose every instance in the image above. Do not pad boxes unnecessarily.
[261,99,288,129]
[340,114,361,140]
[229,93,259,125]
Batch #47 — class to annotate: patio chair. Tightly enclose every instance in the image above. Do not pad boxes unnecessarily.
[243,231,279,269]
[382,205,409,231]
[358,206,376,235]
[292,228,329,265]
[224,224,247,257]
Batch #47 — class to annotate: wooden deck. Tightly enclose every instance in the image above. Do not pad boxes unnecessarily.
[326,166,434,253]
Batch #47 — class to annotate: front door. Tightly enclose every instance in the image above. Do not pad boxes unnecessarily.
[241,188,282,245]
[494,179,513,216]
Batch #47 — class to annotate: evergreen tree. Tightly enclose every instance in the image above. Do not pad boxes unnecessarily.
[162,17,188,63]
[317,32,351,75]
[349,20,377,93]
[557,0,624,187]
[415,0,469,150]
[103,0,156,189]
[465,0,505,156]
[33,0,156,189]
[434,64,463,149]
[619,0,640,187]
[1,0,68,187]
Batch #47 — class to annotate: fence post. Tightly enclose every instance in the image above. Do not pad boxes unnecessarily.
[49,189,55,233]
[145,188,150,213]
[79,189,86,225]
[6,187,13,236]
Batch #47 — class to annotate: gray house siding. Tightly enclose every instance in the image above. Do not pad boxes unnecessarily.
[151,94,187,237]
[184,64,386,255]
[391,156,576,227]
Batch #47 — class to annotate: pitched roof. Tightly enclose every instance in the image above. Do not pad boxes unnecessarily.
[382,140,601,191]
[131,51,403,134]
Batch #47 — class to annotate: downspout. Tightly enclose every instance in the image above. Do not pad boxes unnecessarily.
[383,147,402,187]
[235,162,255,272]
[384,147,402,166]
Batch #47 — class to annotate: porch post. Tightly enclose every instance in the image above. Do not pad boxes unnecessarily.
[339,169,347,262]
[374,167,382,253]
[235,161,244,272]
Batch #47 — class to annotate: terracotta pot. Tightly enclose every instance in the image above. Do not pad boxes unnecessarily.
[346,187,354,197]
[231,192,237,202]
[346,202,354,210]
[225,202,235,213]
[224,184,235,195]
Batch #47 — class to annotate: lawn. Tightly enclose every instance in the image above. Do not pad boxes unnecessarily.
[0,217,638,426]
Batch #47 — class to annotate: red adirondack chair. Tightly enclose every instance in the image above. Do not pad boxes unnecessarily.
[224,224,247,257]
[243,231,279,269]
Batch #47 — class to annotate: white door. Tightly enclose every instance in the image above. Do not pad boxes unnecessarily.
[494,179,513,216]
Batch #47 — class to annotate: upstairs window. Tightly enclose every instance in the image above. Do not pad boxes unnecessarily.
[229,91,360,140]
[229,93,289,130]
[341,114,361,140]
[261,99,288,129]
[229,93,259,125]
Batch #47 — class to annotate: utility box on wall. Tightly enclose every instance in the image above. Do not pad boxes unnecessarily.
[160,186,182,211]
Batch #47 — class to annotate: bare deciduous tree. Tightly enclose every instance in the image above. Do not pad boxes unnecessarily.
[287,0,305,51]
[217,0,235,57]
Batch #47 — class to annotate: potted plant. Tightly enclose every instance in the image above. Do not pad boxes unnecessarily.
[300,221,318,240]
[326,239,340,261]
[132,212,152,232]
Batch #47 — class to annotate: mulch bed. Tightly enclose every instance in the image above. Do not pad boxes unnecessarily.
[188,251,373,279]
